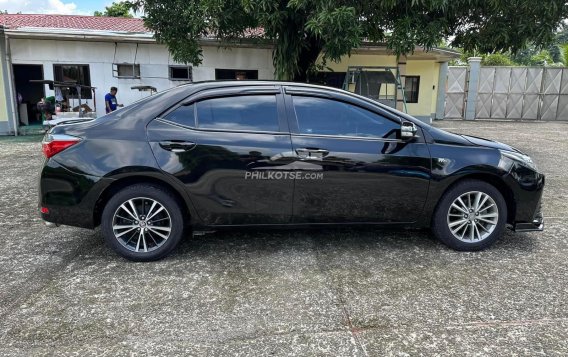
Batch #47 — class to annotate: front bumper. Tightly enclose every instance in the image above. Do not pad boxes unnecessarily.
[502,159,545,233]
[512,198,544,232]
[513,221,544,232]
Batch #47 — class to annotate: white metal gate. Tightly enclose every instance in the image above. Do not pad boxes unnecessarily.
[444,67,467,119]
[473,66,568,120]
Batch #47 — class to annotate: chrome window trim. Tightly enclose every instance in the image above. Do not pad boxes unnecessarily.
[154,118,289,136]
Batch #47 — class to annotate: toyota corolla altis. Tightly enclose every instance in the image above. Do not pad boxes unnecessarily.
[39,82,544,261]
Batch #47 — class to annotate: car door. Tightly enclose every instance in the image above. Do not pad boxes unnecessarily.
[147,86,296,225]
[284,87,431,224]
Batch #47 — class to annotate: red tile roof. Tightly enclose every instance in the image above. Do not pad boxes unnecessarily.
[0,14,148,33]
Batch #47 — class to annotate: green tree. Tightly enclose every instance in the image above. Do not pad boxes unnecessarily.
[529,50,555,66]
[547,45,564,64]
[562,45,568,66]
[554,23,568,44]
[131,0,568,81]
[482,53,515,66]
[94,1,133,18]
[511,47,540,65]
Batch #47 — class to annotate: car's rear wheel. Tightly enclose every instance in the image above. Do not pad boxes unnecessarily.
[432,179,507,251]
[101,184,185,261]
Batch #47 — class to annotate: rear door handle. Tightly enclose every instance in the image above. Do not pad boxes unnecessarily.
[295,148,329,159]
[159,140,196,153]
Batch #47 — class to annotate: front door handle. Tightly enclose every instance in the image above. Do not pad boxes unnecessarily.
[296,148,329,159]
[159,140,196,153]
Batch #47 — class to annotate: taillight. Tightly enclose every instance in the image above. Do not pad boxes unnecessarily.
[42,134,82,158]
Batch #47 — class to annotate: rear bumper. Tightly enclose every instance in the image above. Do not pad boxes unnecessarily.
[39,158,112,229]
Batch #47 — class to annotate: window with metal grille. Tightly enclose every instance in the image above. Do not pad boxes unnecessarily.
[113,63,140,78]
[169,66,192,81]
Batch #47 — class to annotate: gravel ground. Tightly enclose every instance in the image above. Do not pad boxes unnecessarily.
[0,121,567,356]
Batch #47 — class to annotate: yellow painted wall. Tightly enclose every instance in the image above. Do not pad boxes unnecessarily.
[0,60,8,124]
[322,54,440,118]
[405,60,438,118]
[430,62,440,115]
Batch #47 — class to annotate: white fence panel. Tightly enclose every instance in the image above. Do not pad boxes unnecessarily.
[521,94,540,119]
[445,67,467,118]
[491,93,508,118]
[445,65,568,120]
[494,68,511,94]
[506,94,523,118]
[556,94,568,120]
[475,93,492,118]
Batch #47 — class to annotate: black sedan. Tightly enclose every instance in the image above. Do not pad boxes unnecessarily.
[39,81,544,261]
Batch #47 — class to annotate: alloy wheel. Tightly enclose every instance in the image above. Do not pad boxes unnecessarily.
[112,197,172,253]
[447,191,499,242]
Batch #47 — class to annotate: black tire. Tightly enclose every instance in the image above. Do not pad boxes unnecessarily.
[431,179,507,251]
[101,184,185,261]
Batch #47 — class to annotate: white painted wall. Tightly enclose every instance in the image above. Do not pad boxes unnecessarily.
[9,38,275,116]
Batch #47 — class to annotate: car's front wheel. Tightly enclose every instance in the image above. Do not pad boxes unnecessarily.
[101,184,185,261]
[432,179,507,251]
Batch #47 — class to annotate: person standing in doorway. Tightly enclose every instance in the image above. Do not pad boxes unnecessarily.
[105,87,123,114]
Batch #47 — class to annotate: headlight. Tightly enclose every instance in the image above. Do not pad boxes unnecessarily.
[500,150,538,171]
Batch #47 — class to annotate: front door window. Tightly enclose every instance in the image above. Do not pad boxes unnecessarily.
[292,96,399,138]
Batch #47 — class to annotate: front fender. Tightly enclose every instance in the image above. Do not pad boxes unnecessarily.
[418,144,508,226]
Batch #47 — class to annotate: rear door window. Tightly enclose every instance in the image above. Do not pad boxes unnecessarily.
[196,95,279,132]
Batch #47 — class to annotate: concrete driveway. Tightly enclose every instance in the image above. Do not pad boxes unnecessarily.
[0,121,567,356]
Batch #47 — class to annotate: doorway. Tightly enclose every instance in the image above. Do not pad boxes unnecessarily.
[13,64,45,126]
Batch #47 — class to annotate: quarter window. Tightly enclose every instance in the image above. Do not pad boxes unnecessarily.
[196,95,279,132]
[292,96,399,138]
[164,104,195,127]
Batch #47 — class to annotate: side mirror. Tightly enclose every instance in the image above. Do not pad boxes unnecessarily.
[400,121,418,140]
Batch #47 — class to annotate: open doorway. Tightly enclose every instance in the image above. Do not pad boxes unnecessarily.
[13,64,45,126]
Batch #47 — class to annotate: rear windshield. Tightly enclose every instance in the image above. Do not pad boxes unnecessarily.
[95,85,190,122]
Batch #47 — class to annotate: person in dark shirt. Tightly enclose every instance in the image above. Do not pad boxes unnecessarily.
[104,87,123,114]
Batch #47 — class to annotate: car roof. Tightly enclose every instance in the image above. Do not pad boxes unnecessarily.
[173,80,342,94]
[97,80,426,130]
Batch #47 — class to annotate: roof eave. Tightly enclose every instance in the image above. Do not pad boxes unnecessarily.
[2,28,274,48]
[354,43,460,61]
[3,27,155,43]
[3,28,460,60]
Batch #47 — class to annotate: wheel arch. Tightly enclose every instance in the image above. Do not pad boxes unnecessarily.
[93,174,196,228]
[433,173,515,225]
